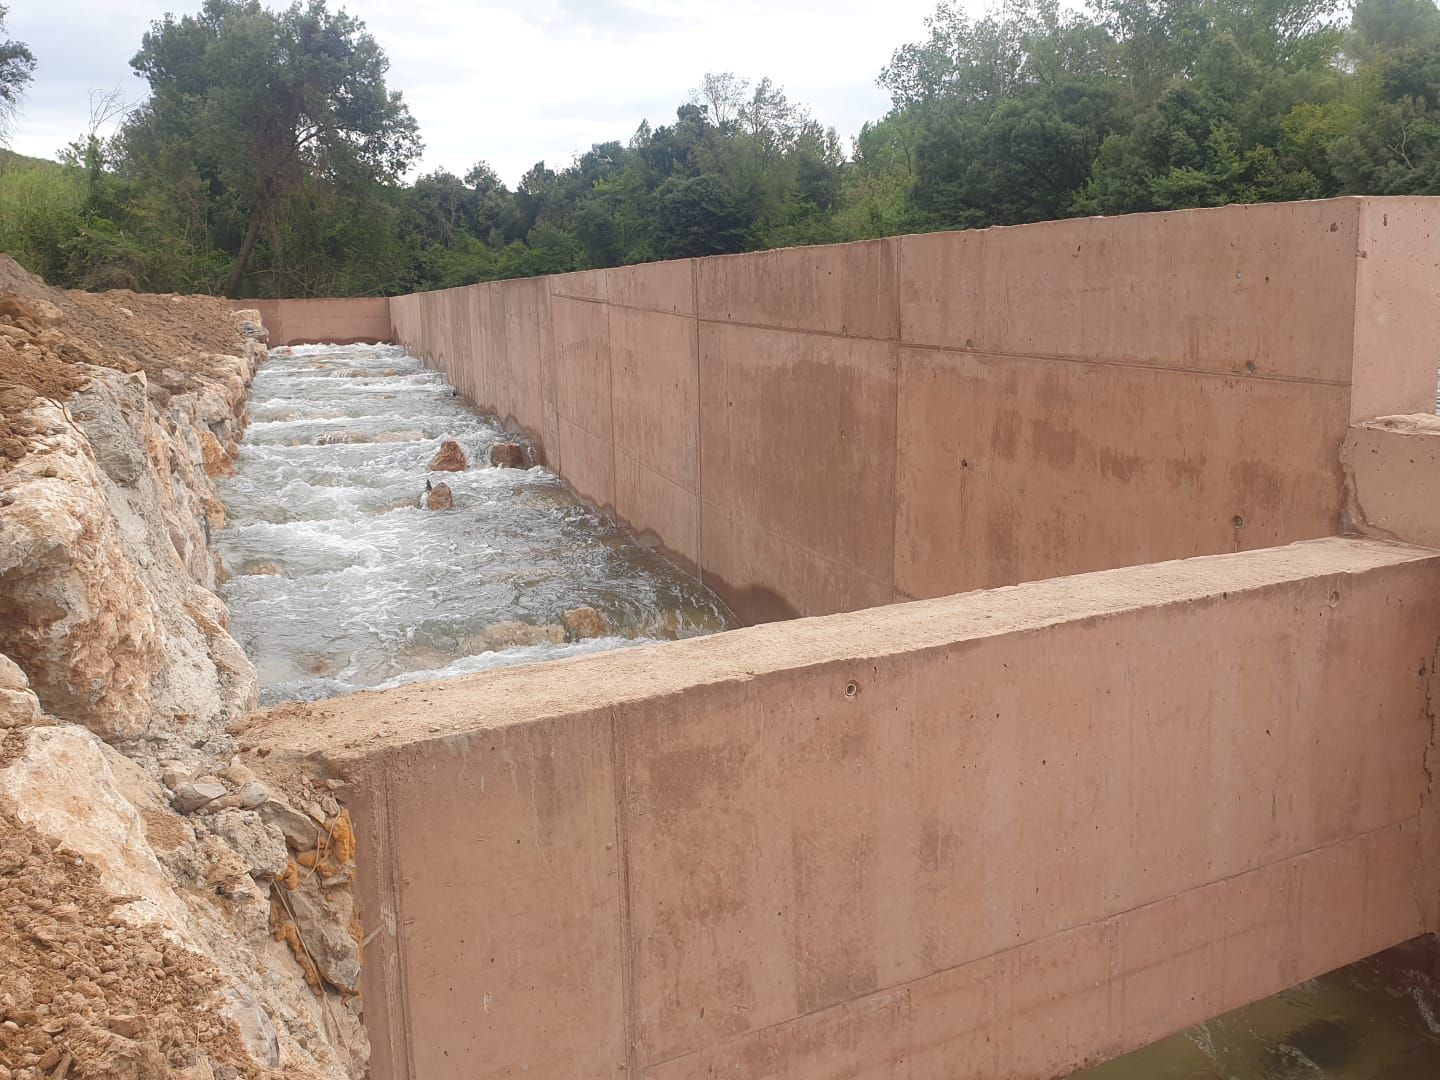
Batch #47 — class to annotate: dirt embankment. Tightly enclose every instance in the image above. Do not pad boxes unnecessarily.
[0,258,367,1080]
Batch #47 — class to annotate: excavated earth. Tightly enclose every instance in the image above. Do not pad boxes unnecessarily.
[0,257,367,1080]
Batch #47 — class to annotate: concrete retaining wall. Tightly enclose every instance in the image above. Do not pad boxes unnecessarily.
[388,197,1440,624]
[258,536,1440,1080]
[1345,415,1440,548]
[235,297,392,346]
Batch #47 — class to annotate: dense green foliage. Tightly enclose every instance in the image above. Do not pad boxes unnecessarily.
[5,0,1440,296]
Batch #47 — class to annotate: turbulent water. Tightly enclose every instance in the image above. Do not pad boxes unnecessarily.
[217,343,732,705]
[1072,944,1440,1079]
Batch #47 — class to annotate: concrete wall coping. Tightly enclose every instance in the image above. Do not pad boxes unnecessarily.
[255,535,1437,761]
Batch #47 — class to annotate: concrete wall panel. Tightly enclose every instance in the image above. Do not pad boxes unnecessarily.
[352,714,627,1078]
[897,201,1360,381]
[617,555,1437,1068]
[1344,416,1440,548]
[647,990,911,1080]
[610,306,699,492]
[697,239,898,339]
[1350,197,1440,420]
[697,321,897,614]
[609,259,696,315]
[893,346,1350,598]
[551,296,612,443]
[240,297,392,346]
[551,268,608,302]
[501,278,548,441]
[609,305,701,562]
[551,294,615,508]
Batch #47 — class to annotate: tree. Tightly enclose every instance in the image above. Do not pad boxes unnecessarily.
[1331,37,1440,191]
[654,174,751,257]
[1352,0,1440,52]
[692,73,749,127]
[126,0,420,297]
[0,4,35,145]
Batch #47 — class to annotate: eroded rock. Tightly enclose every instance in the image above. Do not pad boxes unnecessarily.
[561,605,612,641]
[0,654,42,730]
[173,781,227,814]
[489,441,527,469]
[425,482,454,510]
[208,809,288,882]
[429,439,468,471]
[461,621,566,653]
[257,797,325,852]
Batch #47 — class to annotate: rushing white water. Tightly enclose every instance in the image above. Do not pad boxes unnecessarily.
[217,343,732,705]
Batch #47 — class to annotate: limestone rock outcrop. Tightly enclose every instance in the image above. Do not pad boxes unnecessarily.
[0,262,367,1078]
[0,652,44,730]
[0,724,360,1079]
[0,278,260,744]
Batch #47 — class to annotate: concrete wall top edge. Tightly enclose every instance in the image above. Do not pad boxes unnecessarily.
[385,196,1422,306]
[254,536,1437,761]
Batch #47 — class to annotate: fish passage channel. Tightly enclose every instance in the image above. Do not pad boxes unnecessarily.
[217,343,733,705]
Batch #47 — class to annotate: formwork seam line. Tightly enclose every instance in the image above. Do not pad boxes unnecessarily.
[549,293,1352,389]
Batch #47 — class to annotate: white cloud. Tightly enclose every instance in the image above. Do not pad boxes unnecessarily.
[7,0,949,185]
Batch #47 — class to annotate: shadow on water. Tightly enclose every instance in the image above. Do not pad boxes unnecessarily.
[218,343,734,704]
[1070,939,1440,1079]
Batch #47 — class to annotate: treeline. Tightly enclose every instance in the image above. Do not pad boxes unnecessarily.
[2,0,1440,298]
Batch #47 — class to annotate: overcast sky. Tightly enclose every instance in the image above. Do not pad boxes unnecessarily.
[8,0,948,186]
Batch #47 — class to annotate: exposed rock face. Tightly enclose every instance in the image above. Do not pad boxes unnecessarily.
[424,482,454,510]
[0,265,367,1078]
[0,363,260,743]
[0,652,44,730]
[428,439,468,471]
[0,725,358,1079]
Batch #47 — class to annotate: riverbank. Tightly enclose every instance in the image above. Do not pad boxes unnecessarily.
[0,257,365,1079]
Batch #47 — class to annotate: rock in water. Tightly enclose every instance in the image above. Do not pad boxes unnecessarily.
[488,441,526,469]
[425,483,454,511]
[561,606,611,641]
[429,440,468,471]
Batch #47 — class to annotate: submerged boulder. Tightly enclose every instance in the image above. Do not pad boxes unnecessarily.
[429,440,468,472]
[425,482,454,511]
[561,606,611,641]
[488,441,526,469]
[461,621,566,654]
